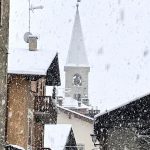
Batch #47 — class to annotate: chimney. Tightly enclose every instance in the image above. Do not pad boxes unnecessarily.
[78,100,81,107]
[77,94,81,107]
[57,97,63,106]
[28,35,38,51]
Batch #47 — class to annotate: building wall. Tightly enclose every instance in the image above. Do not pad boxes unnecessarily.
[107,127,140,150]
[94,94,150,150]
[64,66,90,105]
[57,110,94,150]
[33,78,45,149]
[69,108,88,115]
[7,75,34,149]
[0,0,9,148]
[31,78,57,149]
[33,122,44,149]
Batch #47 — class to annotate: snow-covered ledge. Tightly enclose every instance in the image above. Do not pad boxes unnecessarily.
[5,144,25,150]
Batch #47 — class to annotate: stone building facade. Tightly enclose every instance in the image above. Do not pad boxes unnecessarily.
[7,49,60,149]
[93,94,150,150]
[0,0,10,149]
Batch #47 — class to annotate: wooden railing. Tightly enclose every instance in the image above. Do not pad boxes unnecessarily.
[34,96,57,124]
[34,96,57,113]
[5,145,51,150]
[87,109,100,118]
[37,148,51,150]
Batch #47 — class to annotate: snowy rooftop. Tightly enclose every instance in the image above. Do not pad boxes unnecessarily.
[44,124,72,150]
[46,87,91,109]
[58,106,94,122]
[95,92,150,118]
[62,97,91,109]
[8,48,56,75]
[8,144,25,150]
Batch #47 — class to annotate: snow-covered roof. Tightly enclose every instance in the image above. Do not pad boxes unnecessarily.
[65,7,89,67]
[62,97,91,109]
[44,124,72,150]
[8,48,56,75]
[94,92,150,119]
[58,105,94,123]
[46,87,91,109]
[8,144,25,150]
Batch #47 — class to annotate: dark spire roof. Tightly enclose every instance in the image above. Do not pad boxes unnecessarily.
[46,53,61,86]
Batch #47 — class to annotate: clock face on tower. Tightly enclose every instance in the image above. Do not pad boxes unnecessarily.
[73,73,82,86]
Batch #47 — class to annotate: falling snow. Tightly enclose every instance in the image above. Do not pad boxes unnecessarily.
[0,0,150,150]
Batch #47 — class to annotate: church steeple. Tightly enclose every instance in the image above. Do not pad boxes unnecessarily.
[64,3,90,106]
[66,4,89,67]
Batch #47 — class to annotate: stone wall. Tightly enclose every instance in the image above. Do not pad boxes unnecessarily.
[7,75,34,149]
[0,0,9,149]
[107,127,138,150]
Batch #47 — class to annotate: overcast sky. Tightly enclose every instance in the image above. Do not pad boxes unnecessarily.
[9,0,150,112]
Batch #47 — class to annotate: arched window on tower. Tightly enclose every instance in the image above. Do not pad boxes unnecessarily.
[74,94,81,101]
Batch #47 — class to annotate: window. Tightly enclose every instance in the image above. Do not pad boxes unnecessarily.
[28,110,33,150]
[40,80,43,95]
[30,81,37,93]
[28,118,32,150]
[36,80,39,93]
[68,112,72,119]
[38,79,45,96]
[74,94,81,101]
[77,143,85,150]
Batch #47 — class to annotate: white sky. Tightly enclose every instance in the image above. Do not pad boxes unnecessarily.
[9,0,150,112]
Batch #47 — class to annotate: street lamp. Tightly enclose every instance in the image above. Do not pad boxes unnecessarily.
[90,134,101,147]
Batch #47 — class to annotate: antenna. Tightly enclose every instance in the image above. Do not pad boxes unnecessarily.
[30,5,44,12]
[28,0,44,32]
[24,0,44,43]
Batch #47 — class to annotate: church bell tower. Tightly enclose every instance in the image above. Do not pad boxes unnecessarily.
[64,3,90,105]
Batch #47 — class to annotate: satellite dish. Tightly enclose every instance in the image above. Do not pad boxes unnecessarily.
[24,32,32,43]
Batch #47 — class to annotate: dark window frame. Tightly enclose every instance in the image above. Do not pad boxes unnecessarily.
[0,0,2,26]
[28,118,32,147]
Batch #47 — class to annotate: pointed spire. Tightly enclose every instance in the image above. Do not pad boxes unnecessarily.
[66,4,89,67]
[76,1,79,10]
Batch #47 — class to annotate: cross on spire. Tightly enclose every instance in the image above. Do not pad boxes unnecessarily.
[76,0,81,9]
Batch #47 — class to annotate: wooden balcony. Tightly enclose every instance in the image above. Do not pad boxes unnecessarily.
[34,96,57,124]
[5,145,51,150]
[37,148,51,150]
